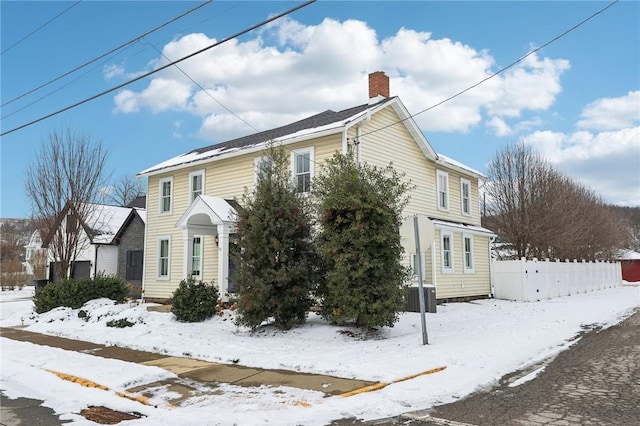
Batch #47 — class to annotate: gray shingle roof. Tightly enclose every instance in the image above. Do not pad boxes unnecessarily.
[189,98,391,155]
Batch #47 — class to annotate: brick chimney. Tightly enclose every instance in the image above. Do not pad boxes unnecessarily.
[368,71,389,99]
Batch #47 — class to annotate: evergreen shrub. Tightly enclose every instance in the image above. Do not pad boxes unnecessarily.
[171,277,219,322]
[33,274,128,314]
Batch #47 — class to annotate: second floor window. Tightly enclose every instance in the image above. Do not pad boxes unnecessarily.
[292,148,314,193]
[159,177,173,214]
[190,171,204,203]
[461,178,471,215]
[437,170,449,211]
[255,156,273,182]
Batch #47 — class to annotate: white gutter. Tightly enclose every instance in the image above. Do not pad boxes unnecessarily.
[434,158,483,180]
[138,126,345,178]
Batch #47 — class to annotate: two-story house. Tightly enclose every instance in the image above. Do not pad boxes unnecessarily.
[138,71,495,303]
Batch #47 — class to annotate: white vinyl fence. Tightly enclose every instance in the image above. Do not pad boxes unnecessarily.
[492,258,622,302]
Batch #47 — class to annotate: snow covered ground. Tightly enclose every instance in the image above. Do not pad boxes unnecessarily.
[1,285,638,425]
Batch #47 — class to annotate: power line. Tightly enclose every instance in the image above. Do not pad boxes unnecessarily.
[351,0,620,142]
[1,0,213,108]
[142,38,260,133]
[0,0,316,137]
[1,1,82,56]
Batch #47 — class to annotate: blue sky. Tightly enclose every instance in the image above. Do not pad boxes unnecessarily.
[2,1,639,219]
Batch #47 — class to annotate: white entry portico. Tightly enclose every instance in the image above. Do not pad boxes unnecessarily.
[175,195,237,296]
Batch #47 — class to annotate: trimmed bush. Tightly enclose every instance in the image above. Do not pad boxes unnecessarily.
[171,277,219,322]
[33,274,128,314]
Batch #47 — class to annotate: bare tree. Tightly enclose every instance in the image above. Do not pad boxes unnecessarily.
[105,175,145,206]
[485,142,627,261]
[25,128,109,281]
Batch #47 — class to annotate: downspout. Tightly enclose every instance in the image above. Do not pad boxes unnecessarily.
[140,194,149,303]
[355,108,372,164]
[94,244,99,278]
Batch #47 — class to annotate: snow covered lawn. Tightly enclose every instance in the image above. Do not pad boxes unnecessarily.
[1,285,638,425]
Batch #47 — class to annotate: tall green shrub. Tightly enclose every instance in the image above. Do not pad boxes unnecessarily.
[232,144,317,330]
[313,152,412,328]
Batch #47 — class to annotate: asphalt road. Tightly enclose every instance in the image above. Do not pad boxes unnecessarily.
[354,308,640,426]
[0,393,70,426]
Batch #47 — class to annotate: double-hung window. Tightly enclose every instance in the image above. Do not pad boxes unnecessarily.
[436,170,449,211]
[291,148,314,193]
[191,236,202,278]
[159,177,173,214]
[158,237,171,279]
[189,171,204,203]
[463,234,474,273]
[411,253,426,280]
[254,156,273,183]
[441,230,454,273]
[461,178,471,215]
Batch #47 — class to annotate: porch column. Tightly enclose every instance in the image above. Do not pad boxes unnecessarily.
[182,228,191,278]
[217,224,230,298]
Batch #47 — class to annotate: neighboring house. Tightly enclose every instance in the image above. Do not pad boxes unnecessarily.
[23,229,46,277]
[138,71,496,303]
[617,250,640,282]
[42,202,146,292]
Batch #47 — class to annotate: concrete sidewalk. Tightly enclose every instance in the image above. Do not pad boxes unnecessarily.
[0,327,374,401]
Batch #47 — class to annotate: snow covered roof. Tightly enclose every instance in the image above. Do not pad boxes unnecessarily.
[138,98,394,176]
[436,153,485,178]
[431,218,496,236]
[85,204,137,244]
[617,249,640,260]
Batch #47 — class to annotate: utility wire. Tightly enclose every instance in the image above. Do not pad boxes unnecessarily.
[1,1,82,56]
[142,38,260,133]
[1,0,213,108]
[350,0,620,143]
[0,0,316,137]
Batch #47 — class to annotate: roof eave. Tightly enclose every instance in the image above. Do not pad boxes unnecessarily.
[137,125,346,178]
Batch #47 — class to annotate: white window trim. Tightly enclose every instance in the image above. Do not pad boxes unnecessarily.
[460,178,471,216]
[159,177,173,215]
[157,236,171,280]
[441,230,454,274]
[463,233,475,274]
[254,156,271,185]
[291,147,315,193]
[189,170,205,204]
[436,170,449,211]
[191,235,203,279]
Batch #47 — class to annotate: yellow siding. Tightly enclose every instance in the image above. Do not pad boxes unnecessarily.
[143,135,343,299]
[433,229,492,299]
[355,106,490,299]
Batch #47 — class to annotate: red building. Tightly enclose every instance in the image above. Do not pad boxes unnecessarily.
[618,250,640,282]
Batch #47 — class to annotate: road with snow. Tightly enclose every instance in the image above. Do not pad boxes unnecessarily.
[362,309,640,425]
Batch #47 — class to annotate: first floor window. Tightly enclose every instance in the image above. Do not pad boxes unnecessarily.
[191,236,202,277]
[441,231,453,272]
[126,250,143,280]
[411,253,425,279]
[158,238,170,278]
[464,234,474,272]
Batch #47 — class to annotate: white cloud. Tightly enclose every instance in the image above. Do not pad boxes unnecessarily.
[112,18,571,140]
[577,91,640,131]
[486,117,512,137]
[114,78,192,114]
[521,126,640,205]
[103,64,125,80]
